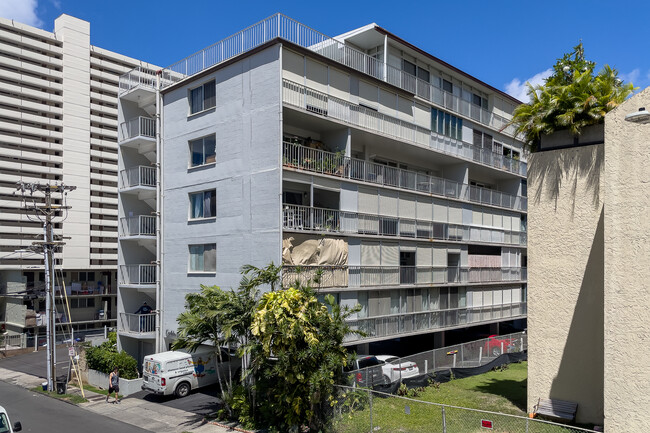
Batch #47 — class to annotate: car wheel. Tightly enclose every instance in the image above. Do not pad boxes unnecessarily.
[492,347,501,357]
[383,374,392,384]
[175,381,190,398]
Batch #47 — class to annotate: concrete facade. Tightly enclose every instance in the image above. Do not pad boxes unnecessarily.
[528,88,650,430]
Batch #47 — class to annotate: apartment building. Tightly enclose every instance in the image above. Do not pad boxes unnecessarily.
[0,14,154,341]
[117,14,527,360]
[527,88,650,430]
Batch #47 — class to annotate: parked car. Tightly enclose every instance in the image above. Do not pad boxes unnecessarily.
[344,355,387,387]
[484,334,517,357]
[0,405,22,432]
[375,355,419,383]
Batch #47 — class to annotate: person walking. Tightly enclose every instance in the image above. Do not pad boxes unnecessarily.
[106,367,120,403]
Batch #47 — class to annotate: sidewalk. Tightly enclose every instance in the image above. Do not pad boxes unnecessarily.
[0,367,235,433]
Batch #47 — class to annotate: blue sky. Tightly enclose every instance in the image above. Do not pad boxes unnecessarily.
[4,0,650,102]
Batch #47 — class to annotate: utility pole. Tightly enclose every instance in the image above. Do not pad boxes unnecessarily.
[14,182,76,391]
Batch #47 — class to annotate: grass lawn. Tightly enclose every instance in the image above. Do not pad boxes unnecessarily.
[334,362,579,433]
[30,386,88,404]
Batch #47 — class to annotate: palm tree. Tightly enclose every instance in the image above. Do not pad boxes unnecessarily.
[512,43,635,152]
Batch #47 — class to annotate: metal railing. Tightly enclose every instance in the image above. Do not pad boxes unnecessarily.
[119,116,156,142]
[118,66,158,95]
[119,215,156,237]
[118,166,156,189]
[282,204,526,246]
[282,265,526,288]
[119,264,156,285]
[0,333,27,351]
[345,305,527,343]
[119,312,155,334]
[283,80,526,176]
[125,14,517,138]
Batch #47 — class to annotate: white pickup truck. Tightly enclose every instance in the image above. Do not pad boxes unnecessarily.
[0,405,21,433]
[141,346,239,398]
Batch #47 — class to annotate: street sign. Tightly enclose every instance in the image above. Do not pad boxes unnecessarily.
[68,347,75,357]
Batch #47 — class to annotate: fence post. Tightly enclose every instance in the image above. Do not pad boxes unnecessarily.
[424,359,428,375]
[442,405,447,433]
[501,342,504,355]
[368,388,373,432]
[478,346,483,364]
[104,325,107,339]
[453,353,456,368]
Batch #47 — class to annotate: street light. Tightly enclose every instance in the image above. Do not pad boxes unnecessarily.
[624,107,650,124]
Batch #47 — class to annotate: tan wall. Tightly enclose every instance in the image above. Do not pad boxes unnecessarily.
[527,143,605,425]
[603,88,650,432]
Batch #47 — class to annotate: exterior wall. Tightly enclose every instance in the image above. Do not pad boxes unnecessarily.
[161,45,283,343]
[527,143,604,424]
[603,88,650,432]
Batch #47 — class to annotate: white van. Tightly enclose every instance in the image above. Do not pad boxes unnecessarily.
[0,405,22,432]
[141,346,239,398]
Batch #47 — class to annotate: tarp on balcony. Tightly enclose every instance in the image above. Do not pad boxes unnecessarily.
[282,234,348,266]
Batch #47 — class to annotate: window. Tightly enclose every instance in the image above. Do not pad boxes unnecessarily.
[473,130,493,149]
[431,108,462,140]
[402,59,416,76]
[189,80,216,114]
[189,190,216,219]
[189,243,216,273]
[472,93,487,109]
[189,135,216,167]
[442,79,453,93]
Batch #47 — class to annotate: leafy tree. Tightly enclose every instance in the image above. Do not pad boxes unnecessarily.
[511,43,635,151]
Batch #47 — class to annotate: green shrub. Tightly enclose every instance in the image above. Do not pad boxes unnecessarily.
[85,332,139,379]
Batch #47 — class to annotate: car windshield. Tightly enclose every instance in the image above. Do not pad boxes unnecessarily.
[0,413,10,433]
[358,357,382,368]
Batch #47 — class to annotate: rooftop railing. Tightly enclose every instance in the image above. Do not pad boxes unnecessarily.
[120,14,518,137]
[283,142,527,211]
[282,204,526,247]
[118,66,158,95]
[283,80,526,176]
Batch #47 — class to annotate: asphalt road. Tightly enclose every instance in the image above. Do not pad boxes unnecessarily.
[0,380,150,433]
[0,346,71,379]
[130,384,224,416]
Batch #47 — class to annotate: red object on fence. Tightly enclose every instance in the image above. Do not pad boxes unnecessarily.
[481,419,493,429]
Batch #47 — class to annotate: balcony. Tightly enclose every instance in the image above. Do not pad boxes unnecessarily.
[282,204,527,247]
[119,312,155,336]
[282,265,526,289]
[283,81,526,177]
[119,117,156,157]
[119,165,156,191]
[283,144,527,211]
[119,264,156,286]
[118,66,157,99]
[344,302,527,343]
[119,215,156,238]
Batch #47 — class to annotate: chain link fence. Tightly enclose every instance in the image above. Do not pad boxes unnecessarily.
[328,386,597,433]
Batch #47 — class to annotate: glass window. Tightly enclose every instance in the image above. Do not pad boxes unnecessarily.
[357,291,368,319]
[390,290,401,314]
[402,60,416,76]
[450,287,459,309]
[189,80,216,114]
[439,287,449,310]
[189,134,216,167]
[430,288,439,310]
[417,67,430,83]
[442,79,453,93]
[189,190,216,219]
[432,108,462,140]
[189,243,216,272]
[459,288,467,308]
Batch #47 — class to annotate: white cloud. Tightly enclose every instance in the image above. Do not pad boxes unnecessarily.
[620,69,640,86]
[504,69,552,103]
[0,0,42,28]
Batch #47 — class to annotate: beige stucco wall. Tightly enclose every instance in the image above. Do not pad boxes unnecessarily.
[603,88,650,432]
[527,143,605,425]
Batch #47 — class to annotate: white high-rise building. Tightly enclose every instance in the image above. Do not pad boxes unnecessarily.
[118,14,527,359]
[0,14,154,342]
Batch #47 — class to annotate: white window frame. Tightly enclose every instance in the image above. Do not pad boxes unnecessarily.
[188,243,216,274]
[189,134,216,168]
[189,79,216,115]
[188,189,216,220]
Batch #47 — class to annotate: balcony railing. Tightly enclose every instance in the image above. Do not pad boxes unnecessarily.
[282,265,526,288]
[119,117,156,142]
[119,215,156,237]
[118,66,158,95]
[283,80,526,176]
[119,312,155,334]
[119,264,156,285]
[345,303,527,343]
[283,143,527,211]
[131,14,516,137]
[283,204,526,247]
[119,166,156,189]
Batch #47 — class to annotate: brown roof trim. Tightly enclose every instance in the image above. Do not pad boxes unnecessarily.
[373,25,523,105]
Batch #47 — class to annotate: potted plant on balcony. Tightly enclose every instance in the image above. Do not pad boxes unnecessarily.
[510,43,634,152]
